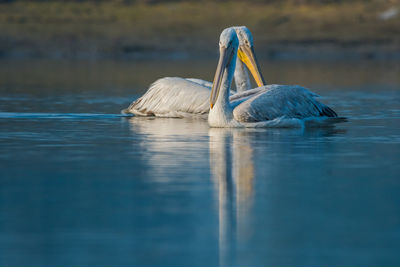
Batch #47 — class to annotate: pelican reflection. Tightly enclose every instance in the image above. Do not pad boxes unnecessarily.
[209,126,346,266]
[126,117,345,266]
[209,128,255,267]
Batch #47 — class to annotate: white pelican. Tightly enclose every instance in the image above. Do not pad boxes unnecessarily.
[122,26,266,117]
[208,28,342,128]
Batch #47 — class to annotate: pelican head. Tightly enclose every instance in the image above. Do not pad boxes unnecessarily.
[210,28,239,109]
[234,26,266,87]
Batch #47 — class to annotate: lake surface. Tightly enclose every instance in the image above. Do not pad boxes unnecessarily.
[0,59,399,266]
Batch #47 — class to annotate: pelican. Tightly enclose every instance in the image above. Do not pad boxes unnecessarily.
[209,28,342,128]
[122,26,266,117]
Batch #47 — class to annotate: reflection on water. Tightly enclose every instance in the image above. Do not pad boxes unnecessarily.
[127,117,209,184]
[0,59,400,266]
[209,129,254,267]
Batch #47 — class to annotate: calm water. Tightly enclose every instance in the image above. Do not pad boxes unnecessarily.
[0,59,399,266]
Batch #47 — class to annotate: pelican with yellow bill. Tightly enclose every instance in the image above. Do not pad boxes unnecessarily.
[208,28,343,128]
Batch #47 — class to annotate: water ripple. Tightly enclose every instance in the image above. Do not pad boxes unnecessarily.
[0,112,131,119]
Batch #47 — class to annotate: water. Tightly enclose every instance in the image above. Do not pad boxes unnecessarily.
[0,59,399,266]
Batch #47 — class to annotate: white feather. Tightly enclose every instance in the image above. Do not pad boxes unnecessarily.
[186,78,212,88]
[123,77,210,118]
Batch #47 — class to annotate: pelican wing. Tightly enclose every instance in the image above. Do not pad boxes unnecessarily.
[233,84,337,122]
[123,77,210,117]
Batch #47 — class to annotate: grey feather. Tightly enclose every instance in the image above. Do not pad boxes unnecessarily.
[233,84,337,122]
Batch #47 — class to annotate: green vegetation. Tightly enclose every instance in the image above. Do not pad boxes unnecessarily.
[0,0,399,59]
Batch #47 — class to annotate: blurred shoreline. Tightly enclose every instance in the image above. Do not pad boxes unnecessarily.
[1,1,399,61]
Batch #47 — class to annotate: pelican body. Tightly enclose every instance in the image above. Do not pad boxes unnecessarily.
[208,28,341,128]
[122,26,266,117]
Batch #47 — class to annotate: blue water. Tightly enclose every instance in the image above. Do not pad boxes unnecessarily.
[0,60,399,266]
